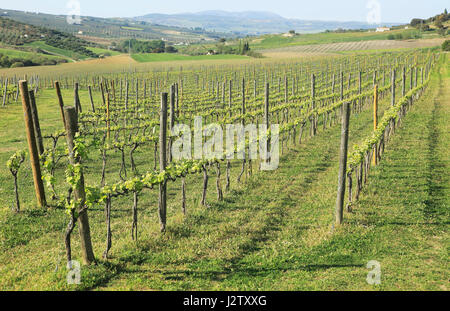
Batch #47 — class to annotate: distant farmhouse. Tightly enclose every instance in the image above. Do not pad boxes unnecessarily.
[376,27,391,32]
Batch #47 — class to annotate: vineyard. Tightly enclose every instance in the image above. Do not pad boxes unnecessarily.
[0,48,448,290]
[262,38,446,55]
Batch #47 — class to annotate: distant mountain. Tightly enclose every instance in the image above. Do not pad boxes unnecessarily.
[136,11,400,35]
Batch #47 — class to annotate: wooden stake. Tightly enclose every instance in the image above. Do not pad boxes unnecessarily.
[55,81,66,128]
[335,101,350,225]
[2,78,8,107]
[373,85,378,165]
[19,81,46,208]
[106,93,110,140]
[168,84,176,163]
[64,107,95,265]
[159,93,168,233]
[28,90,44,155]
[74,82,82,114]
[88,86,95,112]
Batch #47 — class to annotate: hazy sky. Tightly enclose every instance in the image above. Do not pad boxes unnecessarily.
[0,0,447,22]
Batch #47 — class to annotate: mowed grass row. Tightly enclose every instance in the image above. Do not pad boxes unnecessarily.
[341,54,449,290]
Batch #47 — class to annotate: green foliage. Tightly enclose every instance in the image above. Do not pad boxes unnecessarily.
[0,51,66,68]
[6,150,26,174]
[443,40,450,51]
[410,18,424,28]
[119,39,170,53]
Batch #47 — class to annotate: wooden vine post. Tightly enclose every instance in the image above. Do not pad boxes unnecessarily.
[229,79,233,117]
[55,81,66,128]
[2,78,8,107]
[238,78,246,183]
[74,82,82,114]
[264,82,270,165]
[391,69,396,107]
[402,67,406,97]
[88,86,95,112]
[28,90,44,156]
[311,73,316,136]
[373,84,378,166]
[159,93,168,233]
[335,100,351,225]
[64,107,96,265]
[19,81,46,208]
[168,84,176,163]
[106,93,111,140]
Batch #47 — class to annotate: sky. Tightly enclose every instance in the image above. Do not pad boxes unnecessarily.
[0,0,447,23]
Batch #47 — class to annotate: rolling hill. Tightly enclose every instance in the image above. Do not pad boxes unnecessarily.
[0,9,228,44]
[135,10,400,35]
[0,15,97,60]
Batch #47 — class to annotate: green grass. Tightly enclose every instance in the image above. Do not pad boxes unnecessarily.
[0,47,65,61]
[131,53,248,63]
[26,41,89,61]
[0,54,447,291]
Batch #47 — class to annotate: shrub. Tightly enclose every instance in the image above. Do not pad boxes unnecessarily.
[165,46,178,53]
[246,50,263,58]
[410,18,424,27]
[442,40,450,51]
[10,62,24,68]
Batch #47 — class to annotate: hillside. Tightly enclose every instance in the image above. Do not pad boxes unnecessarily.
[135,11,399,35]
[0,16,97,61]
[0,9,227,44]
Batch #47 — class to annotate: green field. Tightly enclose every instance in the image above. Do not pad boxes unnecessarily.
[0,47,65,61]
[131,53,249,63]
[26,41,89,61]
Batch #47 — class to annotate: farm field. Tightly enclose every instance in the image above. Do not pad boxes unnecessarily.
[131,53,249,63]
[0,44,447,291]
[0,47,66,61]
[227,29,439,51]
[25,41,89,61]
[261,38,446,56]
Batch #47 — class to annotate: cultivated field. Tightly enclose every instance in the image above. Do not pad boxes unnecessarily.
[261,38,446,56]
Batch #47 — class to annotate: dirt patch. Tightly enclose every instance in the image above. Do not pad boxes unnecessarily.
[79,54,136,65]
